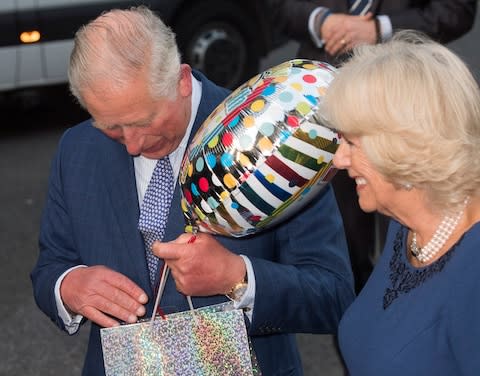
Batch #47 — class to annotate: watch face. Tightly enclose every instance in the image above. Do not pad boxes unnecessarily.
[228,282,248,301]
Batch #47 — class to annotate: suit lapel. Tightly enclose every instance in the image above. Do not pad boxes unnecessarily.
[102,143,152,293]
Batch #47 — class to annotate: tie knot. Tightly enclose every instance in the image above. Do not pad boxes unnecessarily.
[138,156,174,238]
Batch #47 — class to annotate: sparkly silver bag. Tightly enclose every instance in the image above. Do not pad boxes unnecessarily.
[100,301,259,375]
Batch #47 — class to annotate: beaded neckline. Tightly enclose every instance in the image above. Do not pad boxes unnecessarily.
[383,226,461,309]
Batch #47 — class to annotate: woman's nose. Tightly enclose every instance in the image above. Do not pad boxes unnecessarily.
[333,141,350,169]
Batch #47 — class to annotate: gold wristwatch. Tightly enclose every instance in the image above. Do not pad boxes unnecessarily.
[226,273,248,301]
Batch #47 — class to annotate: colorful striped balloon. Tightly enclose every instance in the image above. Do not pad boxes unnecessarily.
[180,59,339,237]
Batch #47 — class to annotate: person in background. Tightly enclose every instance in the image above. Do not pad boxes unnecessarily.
[321,30,480,375]
[268,0,477,293]
[270,0,477,65]
[30,6,355,375]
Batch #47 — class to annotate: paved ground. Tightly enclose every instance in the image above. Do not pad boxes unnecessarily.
[1,10,479,374]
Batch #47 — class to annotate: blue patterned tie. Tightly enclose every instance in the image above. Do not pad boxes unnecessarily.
[138,157,174,287]
[349,0,372,15]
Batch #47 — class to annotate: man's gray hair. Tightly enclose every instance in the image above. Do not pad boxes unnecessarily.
[68,6,181,106]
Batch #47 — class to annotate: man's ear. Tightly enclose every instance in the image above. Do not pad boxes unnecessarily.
[178,64,192,97]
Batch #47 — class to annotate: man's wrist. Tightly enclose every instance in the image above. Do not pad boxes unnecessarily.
[309,7,331,47]
[55,265,86,334]
[226,270,248,301]
[316,9,332,30]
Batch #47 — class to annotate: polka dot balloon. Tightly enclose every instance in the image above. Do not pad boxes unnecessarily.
[180,59,340,237]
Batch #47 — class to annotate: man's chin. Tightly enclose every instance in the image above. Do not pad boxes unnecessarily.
[141,150,167,160]
[139,153,157,160]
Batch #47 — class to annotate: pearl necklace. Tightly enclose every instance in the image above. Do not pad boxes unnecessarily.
[410,198,469,263]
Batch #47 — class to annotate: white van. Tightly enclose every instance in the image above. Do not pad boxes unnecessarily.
[0,0,275,93]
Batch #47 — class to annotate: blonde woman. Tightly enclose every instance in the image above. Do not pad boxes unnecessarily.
[321,31,480,375]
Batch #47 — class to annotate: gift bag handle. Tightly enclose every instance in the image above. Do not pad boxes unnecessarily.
[150,232,197,324]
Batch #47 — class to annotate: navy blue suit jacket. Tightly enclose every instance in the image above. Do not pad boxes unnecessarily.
[31,71,355,375]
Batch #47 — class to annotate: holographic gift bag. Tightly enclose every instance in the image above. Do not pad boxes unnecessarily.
[100,301,259,376]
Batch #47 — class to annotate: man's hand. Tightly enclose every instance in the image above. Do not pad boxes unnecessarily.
[152,233,246,296]
[321,13,377,56]
[60,265,148,328]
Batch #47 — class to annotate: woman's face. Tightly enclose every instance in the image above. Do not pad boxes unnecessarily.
[333,134,398,216]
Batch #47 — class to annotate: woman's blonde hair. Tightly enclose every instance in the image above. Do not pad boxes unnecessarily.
[321,31,480,211]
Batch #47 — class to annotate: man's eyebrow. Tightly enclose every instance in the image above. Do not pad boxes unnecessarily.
[92,120,111,129]
[92,117,154,129]
[92,120,122,130]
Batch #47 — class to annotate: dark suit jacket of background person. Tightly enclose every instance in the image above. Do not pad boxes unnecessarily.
[31,70,355,375]
[268,0,477,293]
[271,0,477,65]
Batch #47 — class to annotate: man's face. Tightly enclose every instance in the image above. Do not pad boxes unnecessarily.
[82,65,192,159]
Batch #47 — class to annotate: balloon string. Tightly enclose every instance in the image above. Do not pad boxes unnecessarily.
[150,232,197,326]
[150,265,169,324]
[185,233,197,312]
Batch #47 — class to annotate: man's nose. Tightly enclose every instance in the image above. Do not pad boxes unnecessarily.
[122,127,143,155]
